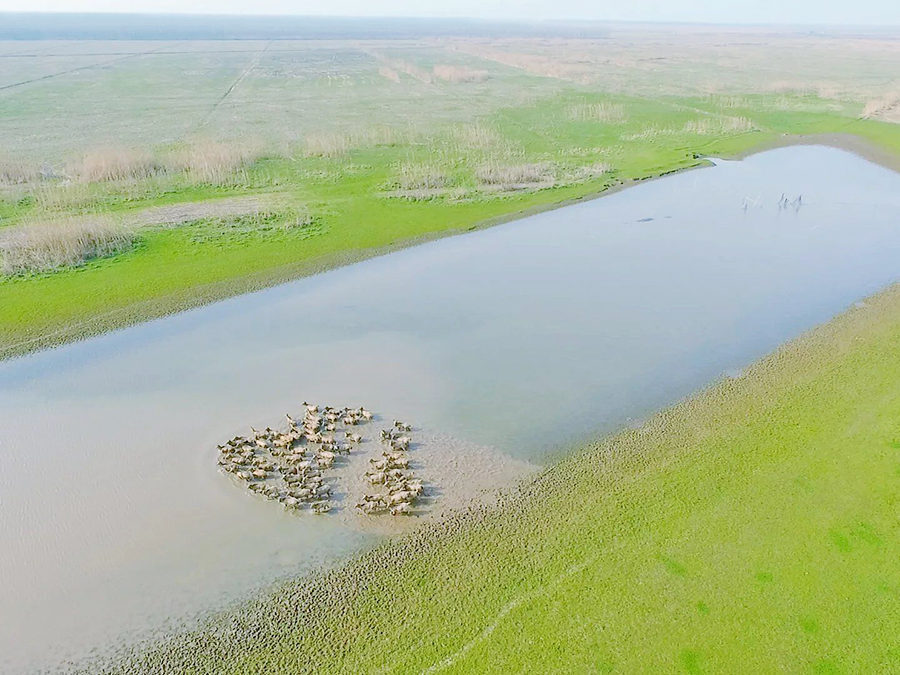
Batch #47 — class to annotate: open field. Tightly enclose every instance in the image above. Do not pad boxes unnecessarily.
[2,25,900,360]
[4,19,900,674]
[102,269,900,675]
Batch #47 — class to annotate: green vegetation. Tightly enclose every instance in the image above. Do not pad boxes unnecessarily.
[3,31,900,359]
[5,27,900,673]
[3,88,900,359]
[110,271,900,675]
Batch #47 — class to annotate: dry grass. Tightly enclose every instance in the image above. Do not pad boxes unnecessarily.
[378,65,402,84]
[0,156,43,185]
[368,51,434,84]
[136,196,273,227]
[69,147,163,183]
[433,65,490,84]
[0,216,134,276]
[448,42,594,84]
[302,131,353,158]
[169,140,264,185]
[476,162,555,190]
[571,161,614,181]
[626,116,757,140]
[453,122,504,151]
[682,116,757,134]
[863,93,900,120]
[568,102,628,123]
[394,162,451,190]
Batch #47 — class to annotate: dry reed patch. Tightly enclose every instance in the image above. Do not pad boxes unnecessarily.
[0,156,43,185]
[394,162,451,191]
[475,162,556,191]
[135,196,275,227]
[390,59,434,84]
[367,50,434,84]
[378,65,402,83]
[302,131,353,158]
[69,147,163,183]
[567,102,628,124]
[448,41,594,83]
[863,93,900,121]
[0,216,134,276]
[569,161,614,182]
[453,122,504,151]
[432,65,490,84]
[625,116,757,140]
[682,116,757,134]
[170,140,264,185]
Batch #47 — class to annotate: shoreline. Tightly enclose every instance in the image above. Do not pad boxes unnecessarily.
[2,128,898,364]
[101,276,900,674]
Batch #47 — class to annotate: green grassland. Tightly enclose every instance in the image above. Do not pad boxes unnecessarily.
[109,251,900,675]
[5,28,900,674]
[2,32,900,359]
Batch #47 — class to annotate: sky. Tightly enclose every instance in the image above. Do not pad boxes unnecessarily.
[0,0,898,26]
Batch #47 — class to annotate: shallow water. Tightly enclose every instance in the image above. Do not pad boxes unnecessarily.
[3,146,900,672]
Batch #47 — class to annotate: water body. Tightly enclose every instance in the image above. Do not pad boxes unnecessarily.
[3,145,900,672]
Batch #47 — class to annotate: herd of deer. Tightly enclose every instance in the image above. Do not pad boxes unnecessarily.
[217,403,423,516]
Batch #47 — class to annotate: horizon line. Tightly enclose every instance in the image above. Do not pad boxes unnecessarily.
[1,11,899,30]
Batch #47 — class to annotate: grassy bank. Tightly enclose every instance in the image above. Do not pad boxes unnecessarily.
[4,30,900,360]
[105,277,900,675]
[3,97,899,361]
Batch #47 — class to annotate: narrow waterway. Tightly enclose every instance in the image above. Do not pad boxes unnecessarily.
[2,145,900,672]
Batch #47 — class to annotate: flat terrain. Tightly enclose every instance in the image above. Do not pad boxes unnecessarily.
[2,25,900,359]
[108,263,900,675]
[4,21,900,674]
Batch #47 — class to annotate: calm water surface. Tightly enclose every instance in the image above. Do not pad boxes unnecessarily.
[3,146,900,671]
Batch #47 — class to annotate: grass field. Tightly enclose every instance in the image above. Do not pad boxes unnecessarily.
[2,26,900,360]
[5,20,900,674]
[107,254,900,675]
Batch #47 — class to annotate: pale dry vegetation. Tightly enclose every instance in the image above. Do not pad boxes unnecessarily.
[377,65,402,83]
[568,102,628,123]
[303,131,353,158]
[302,126,403,158]
[57,141,264,186]
[368,51,434,84]
[0,216,134,276]
[0,155,43,185]
[432,65,490,84]
[570,161,614,181]
[863,93,900,120]
[476,162,555,190]
[69,147,163,183]
[448,41,593,84]
[394,162,451,190]
[170,140,264,185]
[453,122,505,151]
[682,116,757,134]
[626,116,757,140]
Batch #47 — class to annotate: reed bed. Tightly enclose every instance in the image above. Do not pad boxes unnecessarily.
[863,93,900,119]
[69,147,163,183]
[453,122,505,151]
[475,162,555,189]
[394,162,451,191]
[626,116,757,140]
[302,131,353,158]
[0,156,43,185]
[377,65,402,83]
[0,216,134,276]
[567,102,628,123]
[432,65,490,84]
[170,140,264,185]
